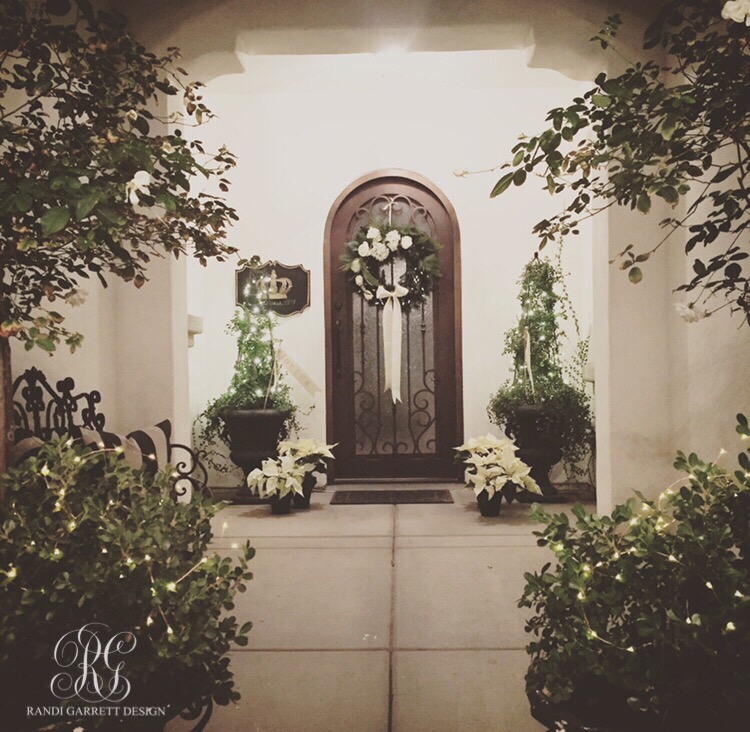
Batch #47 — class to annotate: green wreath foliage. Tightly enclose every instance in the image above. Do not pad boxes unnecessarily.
[340,223,441,310]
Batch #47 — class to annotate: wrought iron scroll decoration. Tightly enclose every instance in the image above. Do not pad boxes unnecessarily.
[11,367,211,500]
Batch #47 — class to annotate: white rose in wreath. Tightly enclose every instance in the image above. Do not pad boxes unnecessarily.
[355,275,364,287]
[385,229,401,250]
[350,259,361,273]
[358,241,370,257]
[401,235,413,250]
[372,242,389,261]
[367,226,382,242]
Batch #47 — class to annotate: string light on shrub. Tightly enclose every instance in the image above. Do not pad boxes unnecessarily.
[6,565,17,580]
[166,581,177,592]
[40,464,50,477]
[725,621,736,632]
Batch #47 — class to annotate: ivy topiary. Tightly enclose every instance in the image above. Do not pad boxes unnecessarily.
[195,305,298,472]
[488,256,594,480]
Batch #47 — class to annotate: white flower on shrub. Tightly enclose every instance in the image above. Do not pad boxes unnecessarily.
[722,0,750,24]
[125,170,151,206]
[385,229,401,250]
[65,289,88,308]
[355,275,364,286]
[358,241,370,257]
[367,226,382,242]
[162,140,176,154]
[400,235,413,250]
[125,109,138,121]
[674,301,708,323]
[350,259,362,273]
[372,242,389,261]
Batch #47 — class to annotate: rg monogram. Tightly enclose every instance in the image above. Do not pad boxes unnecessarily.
[50,623,136,704]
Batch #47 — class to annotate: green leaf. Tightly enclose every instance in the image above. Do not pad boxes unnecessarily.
[40,206,70,236]
[76,193,99,220]
[512,150,525,166]
[657,186,679,205]
[490,172,514,198]
[513,169,527,186]
[133,116,150,136]
[628,267,643,284]
[592,94,611,108]
[15,193,32,213]
[636,193,651,214]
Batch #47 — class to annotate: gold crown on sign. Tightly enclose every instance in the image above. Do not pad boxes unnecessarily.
[266,269,292,300]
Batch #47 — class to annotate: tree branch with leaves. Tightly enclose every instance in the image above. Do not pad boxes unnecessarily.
[0,0,239,476]
[489,0,749,323]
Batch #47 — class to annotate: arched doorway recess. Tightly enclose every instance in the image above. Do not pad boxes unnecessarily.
[324,170,463,482]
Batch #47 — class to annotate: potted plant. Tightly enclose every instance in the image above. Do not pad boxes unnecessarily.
[246,455,308,515]
[0,439,254,731]
[488,255,594,497]
[455,434,541,517]
[196,304,298,497]
[519,415,750,731]
[277,439,336,509]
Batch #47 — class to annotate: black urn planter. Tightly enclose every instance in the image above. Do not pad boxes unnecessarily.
[293,472,317,509]
[222,408,289,501]
[476,489,503,517]
[513,404,563,498]
[270,491,293,515]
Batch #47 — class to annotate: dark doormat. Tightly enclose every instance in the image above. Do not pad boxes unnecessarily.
[330,489,454,505]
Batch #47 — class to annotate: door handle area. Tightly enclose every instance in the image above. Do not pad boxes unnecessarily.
[334,318,342,377]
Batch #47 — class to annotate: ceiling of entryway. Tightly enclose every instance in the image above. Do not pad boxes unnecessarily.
[115,0,659,81]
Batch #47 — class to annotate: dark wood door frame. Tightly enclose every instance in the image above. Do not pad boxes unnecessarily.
[323,169,463,483]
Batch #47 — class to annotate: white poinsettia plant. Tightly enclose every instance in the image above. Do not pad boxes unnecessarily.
[455,433,541,499]
[277,438,337,471]
[246,455,307,498]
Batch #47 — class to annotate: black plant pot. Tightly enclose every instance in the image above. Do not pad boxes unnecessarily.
[526,686,698,732]
[271,491,293,515]
[222,408,289,502]
[476,489,503,517]
[513,404,564,498]
[293,472,317,509]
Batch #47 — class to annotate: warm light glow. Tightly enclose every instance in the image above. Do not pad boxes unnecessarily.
[378,41,409,56]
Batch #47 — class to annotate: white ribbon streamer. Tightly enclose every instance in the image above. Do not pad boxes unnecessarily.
[376,284,408,404]
[276,347,321,397]
[524,326,535,398]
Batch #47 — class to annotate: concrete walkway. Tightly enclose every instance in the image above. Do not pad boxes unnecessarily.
[170,487,580,732]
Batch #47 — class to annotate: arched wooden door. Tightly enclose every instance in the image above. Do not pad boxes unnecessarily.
[324,170,463,481]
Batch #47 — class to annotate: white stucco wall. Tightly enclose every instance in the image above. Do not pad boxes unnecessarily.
[183,50,594,486]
